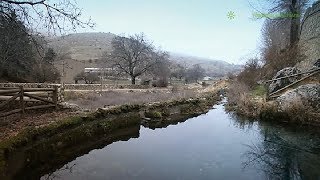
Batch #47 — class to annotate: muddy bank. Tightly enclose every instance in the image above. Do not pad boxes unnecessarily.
[0,92,220,179]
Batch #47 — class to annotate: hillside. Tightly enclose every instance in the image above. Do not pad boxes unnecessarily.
[49,32,242,83]
[170,53,242,77]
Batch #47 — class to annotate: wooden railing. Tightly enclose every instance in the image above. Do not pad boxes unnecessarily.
[265,68,320,99]
[0,86,59,117]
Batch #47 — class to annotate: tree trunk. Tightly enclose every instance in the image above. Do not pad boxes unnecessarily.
[131,77,136,85]
[289,0,300,46]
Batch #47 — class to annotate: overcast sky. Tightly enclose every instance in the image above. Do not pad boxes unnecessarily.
[76,0,265,64]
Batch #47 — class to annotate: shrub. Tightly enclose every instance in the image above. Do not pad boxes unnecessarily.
[227,81,250,107]
[227,81,269,118]
[140,79,151,86]
[252,85,267,97]
[74,71,100,84]
[237,58,262,88]
[145,111,162,119]
[152,78,168,87]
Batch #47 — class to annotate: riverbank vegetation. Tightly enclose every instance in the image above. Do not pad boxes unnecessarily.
[226,0,319,124]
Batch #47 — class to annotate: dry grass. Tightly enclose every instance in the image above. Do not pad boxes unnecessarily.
[65,89,197,110]
[281,97,320,124]
[227,81,320,124]
[227,81,274,119]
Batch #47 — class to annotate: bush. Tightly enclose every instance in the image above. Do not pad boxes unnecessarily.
[226,81,268,118]
[152,78,168,87]
[140,79,151,85]
[145,111,162,119]
[237,58,261,88]
[74,71,100,84]
[252,85,267,97]
[227,81,250,106]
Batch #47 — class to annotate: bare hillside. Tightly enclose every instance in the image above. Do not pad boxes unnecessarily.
[49,32,242,83]
[49,32,116,83]
[170,53,242,77]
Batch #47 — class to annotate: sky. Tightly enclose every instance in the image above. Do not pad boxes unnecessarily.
[75,0,265,64]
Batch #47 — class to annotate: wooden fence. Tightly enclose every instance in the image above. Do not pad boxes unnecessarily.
[265,67,320,99]
[0,86,59,117]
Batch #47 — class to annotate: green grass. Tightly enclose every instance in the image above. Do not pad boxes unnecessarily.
[252,85,267,97]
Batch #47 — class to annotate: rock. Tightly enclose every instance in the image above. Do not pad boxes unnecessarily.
[314,59,320,68]
[276,84,320,110]
[269,67,301,93]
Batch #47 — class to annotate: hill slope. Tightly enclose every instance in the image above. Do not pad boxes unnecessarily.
[49,32,241,83]
[170,53,242,77]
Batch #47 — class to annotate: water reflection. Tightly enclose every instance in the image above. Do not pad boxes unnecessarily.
[1,126,140,180]
[2,100,320,180]
[42,164,76,180]
[243,125,320,180]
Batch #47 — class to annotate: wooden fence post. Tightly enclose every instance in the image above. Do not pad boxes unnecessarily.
[53,86,58,109]
[19,86,25,114]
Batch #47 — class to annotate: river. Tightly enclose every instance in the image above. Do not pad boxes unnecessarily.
[33,99,320,180]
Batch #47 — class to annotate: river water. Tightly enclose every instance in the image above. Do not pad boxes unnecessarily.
[40,100,320,180]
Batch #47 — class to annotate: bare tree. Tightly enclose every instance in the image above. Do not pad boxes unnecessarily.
[185,64,205,83]
[103,33,168,84]
[0,11,35,81]
[251,1,313,79]
[170,63,186,80]
[251,0,312,46]
[260,19,306,78]
[0,0,94,35]
[150,56,171,87]
[271,0,311,45]
[0,0,93,82]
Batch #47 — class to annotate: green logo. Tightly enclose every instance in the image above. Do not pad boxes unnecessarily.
[227,11,236,20]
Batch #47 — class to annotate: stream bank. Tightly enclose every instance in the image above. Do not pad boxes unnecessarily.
[0,92,220,179]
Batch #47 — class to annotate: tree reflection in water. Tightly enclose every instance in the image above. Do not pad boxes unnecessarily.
[243,126,320,180]
[42,164,76,180]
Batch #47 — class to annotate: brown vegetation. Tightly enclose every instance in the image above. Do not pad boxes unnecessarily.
[280,97,320,124]
[227,80,320,124]
[65,89,197,110]
[226,81,268,118]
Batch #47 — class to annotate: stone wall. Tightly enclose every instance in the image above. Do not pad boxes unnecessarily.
[0,83,151,102]
[63,84,150,90]
[298,1,320,70]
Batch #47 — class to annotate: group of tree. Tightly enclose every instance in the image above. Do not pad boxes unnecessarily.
[0,0,92,82]
[0,11,59,82]
[100,33,206,85]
